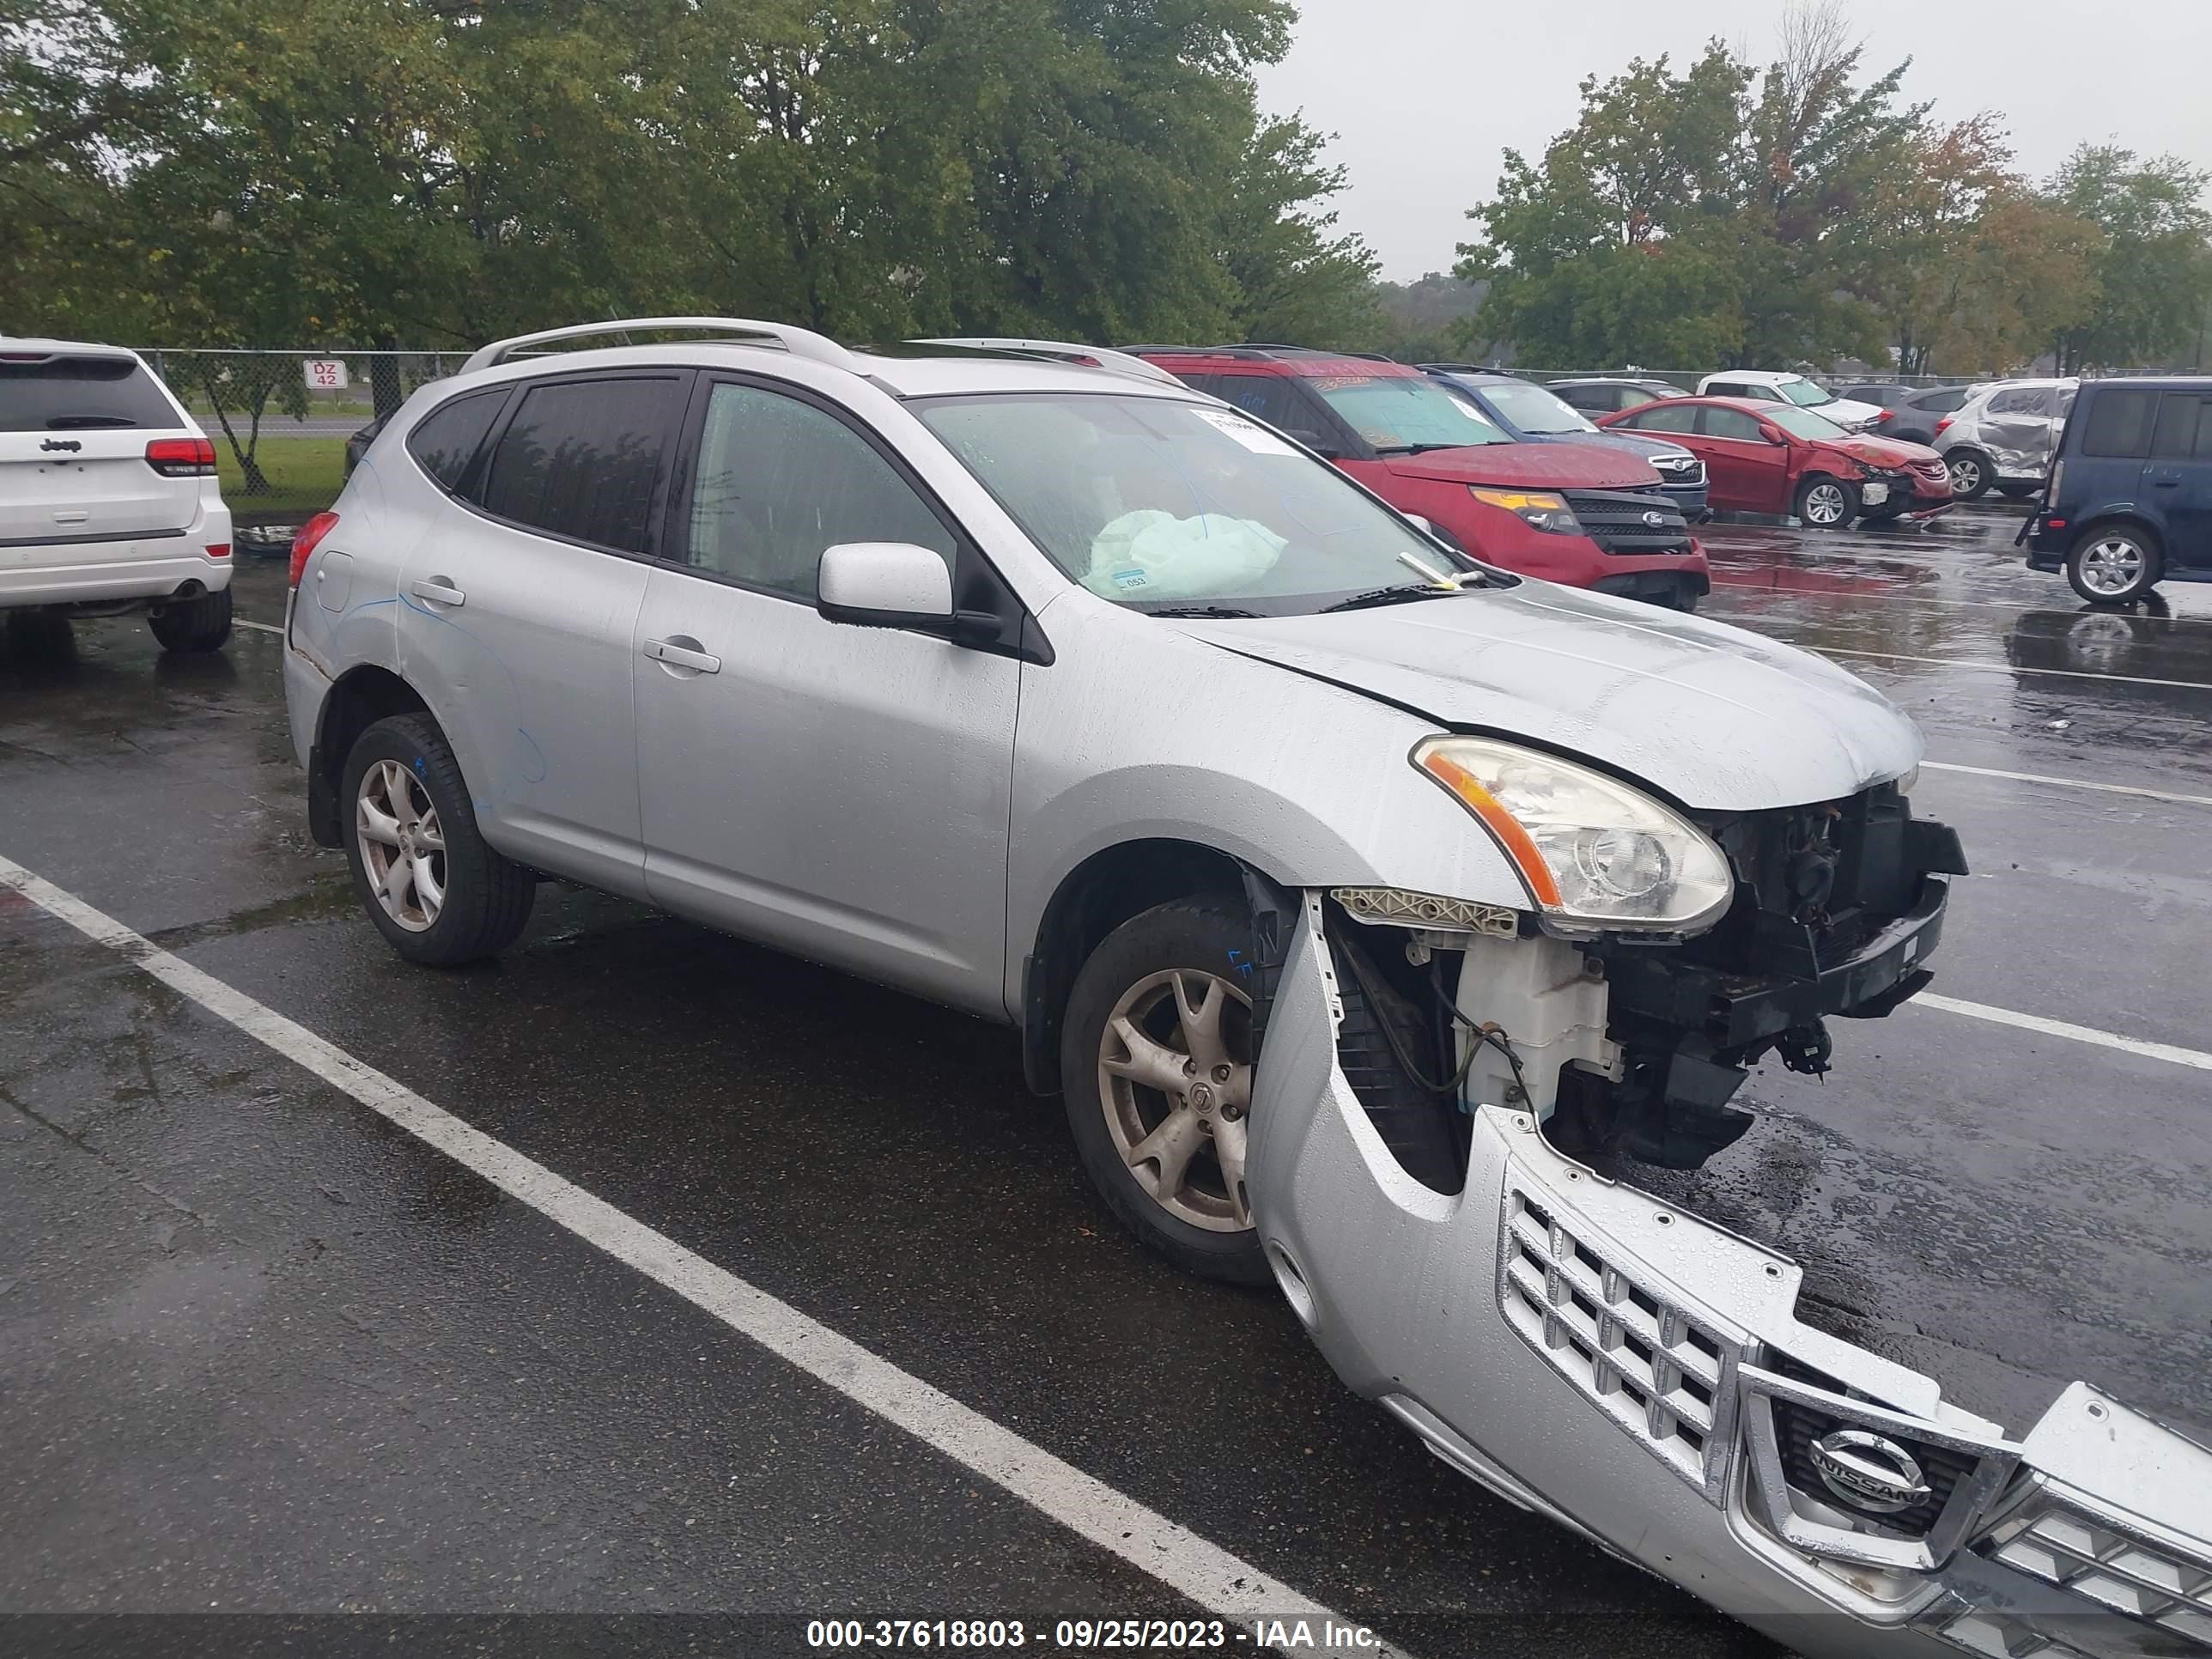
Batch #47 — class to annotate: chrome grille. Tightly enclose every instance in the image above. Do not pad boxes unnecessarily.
[1498,1187,1737,1499]
[1925,1603,2094,1657]
[1561,488,1694,556]
[1981,1493,2212,1647]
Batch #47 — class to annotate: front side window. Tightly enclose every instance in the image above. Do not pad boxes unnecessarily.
[0,355,177,431]
[1201,374,1313,436]
[405,389,506,495]
[915,393,1474,613]
[2081,390,2158,459]
[1702,407,1771,441]
[1460,380,1596,434]
[1306,374,1511,451]
[480,376,685,553]
[1705,381,1753,399]
[1759,405,1848,441]
[684,383,955,600]
[1620,404,1698,434]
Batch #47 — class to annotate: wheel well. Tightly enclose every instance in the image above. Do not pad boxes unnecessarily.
[2070,515,2164,556]
[307,666,432,848]
[1020,839,1253,1096]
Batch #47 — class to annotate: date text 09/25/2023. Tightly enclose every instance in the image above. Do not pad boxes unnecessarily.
[803,1618,1389,1651]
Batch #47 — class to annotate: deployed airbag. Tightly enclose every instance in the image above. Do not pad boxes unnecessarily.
[1083,509,1285,601]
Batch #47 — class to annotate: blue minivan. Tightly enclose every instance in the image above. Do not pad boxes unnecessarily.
[2027,376,2212,604]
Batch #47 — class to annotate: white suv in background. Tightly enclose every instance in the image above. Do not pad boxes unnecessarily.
[0,338,234,653]
[1695,368,1884,432]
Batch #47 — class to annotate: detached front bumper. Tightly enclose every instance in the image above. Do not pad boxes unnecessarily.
[1249,896,2212,1659]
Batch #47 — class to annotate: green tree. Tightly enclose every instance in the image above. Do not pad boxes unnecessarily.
[2049,143,2212,371]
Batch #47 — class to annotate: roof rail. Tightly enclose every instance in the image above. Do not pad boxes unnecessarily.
[908,337,1183,386]
[460,318,861,376]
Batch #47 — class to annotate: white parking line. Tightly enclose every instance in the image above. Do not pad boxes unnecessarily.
[1922,760,2212,808]
[1711,580,2212,624]
[1915,992,2212,1073]
[1812,644,2212,691]
[0,851,1394,1652]
[234,618,283,635]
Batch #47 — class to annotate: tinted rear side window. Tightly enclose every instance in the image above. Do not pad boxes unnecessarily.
[404,390,507,494]
[2080,390,2159,459]
[2151,393,2212,460]
[0,356,177,432]
[1917,388,1968,414]
[480,376,685,553]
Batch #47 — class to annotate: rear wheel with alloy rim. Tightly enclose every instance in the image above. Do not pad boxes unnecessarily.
[341,713,536,965]
[1794,476,1859,528]
[2067,525,2161,605]
[1061,900,1267,1284]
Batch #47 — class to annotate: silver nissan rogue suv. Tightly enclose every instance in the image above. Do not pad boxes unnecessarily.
[282,319,2210,1659]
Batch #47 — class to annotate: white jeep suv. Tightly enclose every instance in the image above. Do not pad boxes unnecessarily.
[1,338,235,653]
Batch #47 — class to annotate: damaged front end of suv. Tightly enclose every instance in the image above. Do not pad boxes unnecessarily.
[1239,745,2212,1659]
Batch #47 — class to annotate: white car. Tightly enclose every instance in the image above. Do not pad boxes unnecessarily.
[1696,369,1885,433]
[0,337,235,652]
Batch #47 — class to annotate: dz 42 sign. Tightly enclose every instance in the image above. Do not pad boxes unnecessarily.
[302,358,349,391]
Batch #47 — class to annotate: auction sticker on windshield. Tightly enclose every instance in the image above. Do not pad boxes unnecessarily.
[1193,408,1297,455]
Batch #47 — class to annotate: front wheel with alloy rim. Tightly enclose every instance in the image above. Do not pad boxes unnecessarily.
[1794,476,1860,528]
[1060,900,1268,1284]
[1946,450,1993,500]
[340,713,536,965]
[2067,525,2162,605]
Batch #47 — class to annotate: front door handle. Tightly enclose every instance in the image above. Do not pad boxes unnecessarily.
[2154,477,2181,488]
[410,577,465,607]
[643,635,722,675]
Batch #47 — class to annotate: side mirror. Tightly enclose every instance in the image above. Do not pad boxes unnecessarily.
[1759,424,1787,445]
[1403,514,1434,535]
[1285,428,1343,460]
[817,542,954,629]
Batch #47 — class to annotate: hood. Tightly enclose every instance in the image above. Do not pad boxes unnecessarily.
[1540,428,1695,465]
[1174,583,1920,811]
[1825,434,1941,468]
[1379,443,1659,491]
[1819,396,1886,426]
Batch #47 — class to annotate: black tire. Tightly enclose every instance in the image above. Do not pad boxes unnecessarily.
[339,712,535,966]
[1997,481,2038,500]
[2066,523,2162,607]
[147,586,232,653]
[1945,449,1993,500]
[1793,475,1860,529]
[1060,898,1269,1285]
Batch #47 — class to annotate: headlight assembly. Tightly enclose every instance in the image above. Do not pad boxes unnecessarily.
[1470,487,1582,535]
[1413,736,1735,933]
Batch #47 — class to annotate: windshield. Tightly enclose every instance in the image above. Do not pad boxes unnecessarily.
[913,392,1484,614]
[1309,374,1511,450]
[1777,378,1833,408]
[1458,379,1597,434]
[1762,404,1850,441]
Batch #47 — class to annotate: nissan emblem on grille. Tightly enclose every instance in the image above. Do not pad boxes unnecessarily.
[1810,1429,1933,1514]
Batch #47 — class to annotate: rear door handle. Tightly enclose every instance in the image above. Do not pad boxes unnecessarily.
[2154,478,2180,488]
[410,577,465,607]
[642,636,722,674]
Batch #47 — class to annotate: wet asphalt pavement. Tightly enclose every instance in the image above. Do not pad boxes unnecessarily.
[3,498,2208,1656]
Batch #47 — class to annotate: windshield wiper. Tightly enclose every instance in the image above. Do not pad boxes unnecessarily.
[1321,582,1469,613]
[1372,441,1480,455]
[1143,605,1265,619]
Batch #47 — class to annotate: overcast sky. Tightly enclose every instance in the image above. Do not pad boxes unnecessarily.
[1255,0,2212,280]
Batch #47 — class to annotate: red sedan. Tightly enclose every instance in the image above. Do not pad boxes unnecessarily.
[1596,396,1952,527]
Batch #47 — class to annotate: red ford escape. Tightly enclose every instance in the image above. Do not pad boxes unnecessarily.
[1132,348,1711,610]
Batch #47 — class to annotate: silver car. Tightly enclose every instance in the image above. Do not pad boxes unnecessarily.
[281,319,2210,1658]
[1936,378,2077,501]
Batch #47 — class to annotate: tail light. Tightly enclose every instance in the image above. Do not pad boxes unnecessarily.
[1872,409,1894,424]
[146,436,218,477]
[1934,416,1953,437]
[205,543,231,559]
[289,511,339,588]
